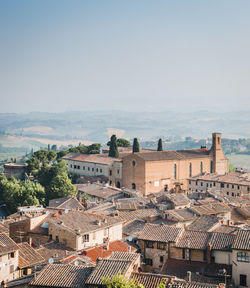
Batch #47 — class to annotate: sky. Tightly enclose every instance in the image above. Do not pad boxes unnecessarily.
[0,0,250,113]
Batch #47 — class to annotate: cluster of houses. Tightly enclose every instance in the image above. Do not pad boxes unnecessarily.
[0,132,249,288]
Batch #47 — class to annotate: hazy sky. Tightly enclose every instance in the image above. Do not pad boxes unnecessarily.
[0,0,250,113]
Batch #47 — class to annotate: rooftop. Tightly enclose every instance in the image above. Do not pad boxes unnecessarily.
[165,193,191,206]
[29,264,94,288]
[176,230,211,250]
[0,232,19,255]
[133,149,211,162]
[232,229,250,250]
[190,203,230,216]
[49,211,122,235]
[85,259,132,285]
[63,152,121,164]
[209,233,236,251]
[48,196,84,210]
[138,223,182,243]
[18,242,44,268]
[187,215,220,232]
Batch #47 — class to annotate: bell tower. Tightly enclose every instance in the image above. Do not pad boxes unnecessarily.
[211,132,228,174]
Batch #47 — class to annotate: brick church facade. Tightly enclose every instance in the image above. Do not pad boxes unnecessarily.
[122,133,228,195]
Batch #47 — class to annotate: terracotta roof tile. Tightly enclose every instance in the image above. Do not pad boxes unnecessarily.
[138,223,182,242]
[18,242,44,268]
[232,229,250,250]
[209,233,236,251]
[29,263,93,287]
[176,230,211,250]
[0,232,18,255]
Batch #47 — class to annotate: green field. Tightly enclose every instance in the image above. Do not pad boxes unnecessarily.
[227,154,250,171]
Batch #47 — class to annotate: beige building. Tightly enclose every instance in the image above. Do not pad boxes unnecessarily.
[188,171,250,197]
[63,153,123,188]
[232,230,250,288]
[0,233,19,283]
[122,133,228,196]
[48,211,123,250]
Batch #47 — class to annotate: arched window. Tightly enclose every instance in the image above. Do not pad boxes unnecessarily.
[189,163,192,177]
[200,162,203,174]
[116,181,121,188]
[174,164,177,180]
[132,183,136,190]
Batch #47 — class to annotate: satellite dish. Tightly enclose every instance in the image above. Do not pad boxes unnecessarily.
[65,209,69,214]
[48,258,54,264]
[74,260,79,266]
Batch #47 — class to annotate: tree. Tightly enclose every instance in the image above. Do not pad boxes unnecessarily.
[107,138,131,148]
[102,273,144,288]
[26,156,40,175]
[157,139,163,151]
[0,175,45,213]
[108,135,119,158]
[133,138,140,153]
[87,143,101,154]
[34,150,48,164]
[47,150,57,162]
[57,150,69,160]
[48,172,77,200]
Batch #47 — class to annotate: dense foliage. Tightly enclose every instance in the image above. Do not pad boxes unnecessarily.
[133,138,140,153]
[157,139,163,151]
[0,175,45,213]
[107,138,130,147]
[108,135,119,158]
[102,273,144,288]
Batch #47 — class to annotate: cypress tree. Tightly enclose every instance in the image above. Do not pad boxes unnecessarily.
[157,138,163,151]
[132,138,140,153]
[108,135,119,158]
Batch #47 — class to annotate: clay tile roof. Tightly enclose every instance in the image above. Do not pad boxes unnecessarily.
[29,263,94,287]
[18,242,44,268]
[190,203,230,216]
[134,149,210,161]
[0,232,19,255]
[187,215,220,232]
[63,153,121,164]
[232,229,250,250]
[85,259,132,285]
[109,251,139,262]
[138,223,182,242]
[209,233,236,251]
[48,196,84,210]
[167,280,218,288]
[131,272,170,288]
[176,230,211,250]
[77,184,123,200]
[112,208,160,223]
[85,240,136,263]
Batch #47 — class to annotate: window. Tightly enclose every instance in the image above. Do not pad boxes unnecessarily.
[83,166,85,170]
[226,192,229,195]
[200,162,203,174]
[238,185,240,190]
[232,192,234,197]
[189,163,192,177]
[117,169,120,174]
[160,256,164,263]
[56,236,59,243]
[240,274,247,287]
[96,168,98,172]
[213,182,216,187]
[227,184,229,188]
[221,183,224,188]
[187,248,191,260]
[70,164,72,168]
[210,184,212,188]
[82,234,89,243]
[10,265,14,273]
[109,180,112,185]
[146,241,154,248]
[74,165,77,169]
[78,165,80,169]
[49,234,52,240]
[210,161,213,173]
[116,181,121,188]
[88,167,90,171]
[237,252,250,262]
[237,193,240,196]
[182,248,185,259]
[132,183,136,190]
[100,169,102,173]
[132,160,136,167]
[189,181,191,185]
[109,170,112,176]
[203,250,207,261]
[232,184,234,189]
[157,242,166,250]
[201,182,203,186]
[92,168,94,172]
[164,185,168,192]
[11,252,15,258]
[174,164,177,180]
[145,258,153,266]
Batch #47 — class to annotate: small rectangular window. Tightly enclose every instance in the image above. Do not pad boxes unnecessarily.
[160,256,164,263]
[92,168,94,172]
[237,185,240,190]
[109,170,112,176]
[88,167,90,171]
[182,248,185,259]
[232,184,234,189]
[117,169,119,174]
[100,169,103,173]
[145,258,153,266]
[82,234,89,243]
[83,166,85,170]
[146,241,154,248]
[221,183,224,188]
[157,242,166,250]
[240,274,247,287]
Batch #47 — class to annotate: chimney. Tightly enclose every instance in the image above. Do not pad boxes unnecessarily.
[187,271,192,282]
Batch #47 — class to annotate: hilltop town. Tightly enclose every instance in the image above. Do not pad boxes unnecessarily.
[0,132,249,288]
